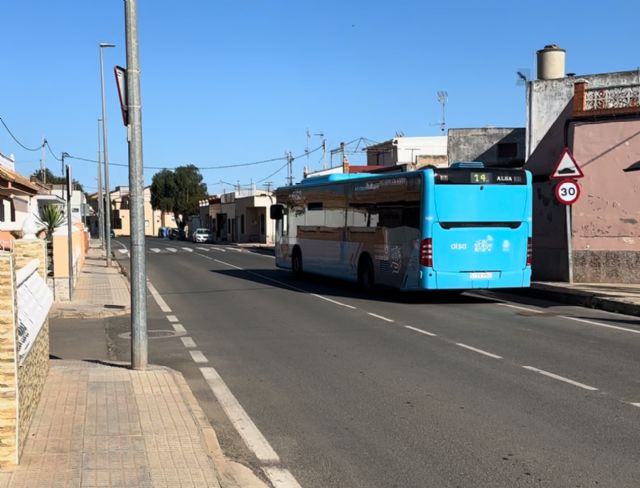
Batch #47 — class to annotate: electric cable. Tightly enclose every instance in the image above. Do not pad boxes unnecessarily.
[0,116,44,151]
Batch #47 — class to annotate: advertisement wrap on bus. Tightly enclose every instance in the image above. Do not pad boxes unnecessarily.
[270,163,532,291]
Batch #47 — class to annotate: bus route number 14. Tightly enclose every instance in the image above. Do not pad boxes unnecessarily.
[554,179,581,205]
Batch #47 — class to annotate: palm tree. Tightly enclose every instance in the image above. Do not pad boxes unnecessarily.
[37,204,65,240]
[37,204,65,277]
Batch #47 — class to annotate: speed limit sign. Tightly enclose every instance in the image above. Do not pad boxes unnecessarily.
[555,179,581,205]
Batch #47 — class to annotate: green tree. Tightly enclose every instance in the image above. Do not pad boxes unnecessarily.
[150,165,207,222]
[150,169,177,212]
[36,204,65,240]
[31,168,85,193]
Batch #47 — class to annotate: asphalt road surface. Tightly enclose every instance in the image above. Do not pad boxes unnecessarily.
[110,237,640,488]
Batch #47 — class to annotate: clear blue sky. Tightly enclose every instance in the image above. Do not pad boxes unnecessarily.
[1,0,638,195]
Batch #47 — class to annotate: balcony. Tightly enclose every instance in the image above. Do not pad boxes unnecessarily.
[574,81,640,117]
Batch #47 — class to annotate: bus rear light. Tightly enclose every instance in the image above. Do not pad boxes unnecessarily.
[420,238,433,267]
[526,237,532,266]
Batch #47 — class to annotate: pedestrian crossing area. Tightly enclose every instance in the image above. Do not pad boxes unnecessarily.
[117,244,273,257]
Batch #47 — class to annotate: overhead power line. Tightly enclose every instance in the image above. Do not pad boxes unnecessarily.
[0,116,45,152]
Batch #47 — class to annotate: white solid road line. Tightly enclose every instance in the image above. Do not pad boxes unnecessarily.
[311,294,356,310]
[522,366,598,391]
[200,366,280,463]
[172,323,186,333]
[630,403,640,408]
[455,343,503,359]
[166,315,178,322]
[404,325,437,337]
[189,350,208,363]
[367,312,394,323]
[181,337,196,348]
[262,467,303,488]
[562,315,640,335]
[147,281,172,313]
[498,303,543,314]
[498,301,640,335]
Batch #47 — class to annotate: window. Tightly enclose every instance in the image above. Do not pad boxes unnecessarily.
[497,142,518,158]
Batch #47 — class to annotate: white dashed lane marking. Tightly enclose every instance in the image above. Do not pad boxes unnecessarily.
[404,325,437,337]
[367,312,394,323]
[455,343,503,359]
[181,337,196,348]
[189,350,208,363]
[172,323,186,333]
[522,366,598,391]
[166,315,178,323]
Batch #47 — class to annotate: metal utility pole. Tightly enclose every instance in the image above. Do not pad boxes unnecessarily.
[125,0,148,370]
[40,137,47,184]
[287,151,294,186]
[62,154,74,300]
[97,119,105,248]
[437,91,448,134]
[100,42,116,267]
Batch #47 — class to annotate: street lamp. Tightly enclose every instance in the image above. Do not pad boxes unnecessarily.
[99,42,115,267]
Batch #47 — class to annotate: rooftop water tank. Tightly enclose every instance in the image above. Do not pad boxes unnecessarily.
[537,44,566,80]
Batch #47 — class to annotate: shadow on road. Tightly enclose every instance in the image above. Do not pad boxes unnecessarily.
[209,267,494,305]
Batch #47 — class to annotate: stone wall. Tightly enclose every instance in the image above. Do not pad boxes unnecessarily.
[0,240,50,467]
[0,251,18,466]
[573,251,640,283]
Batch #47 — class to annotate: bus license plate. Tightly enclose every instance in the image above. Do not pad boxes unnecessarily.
[470,272,493,279]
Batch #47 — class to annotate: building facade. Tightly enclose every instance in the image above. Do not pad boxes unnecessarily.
[525,47,640,283]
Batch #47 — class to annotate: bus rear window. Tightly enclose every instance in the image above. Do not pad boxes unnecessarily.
[434,169,526,185]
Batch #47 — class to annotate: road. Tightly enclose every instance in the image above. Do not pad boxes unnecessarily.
[110,237,640,488]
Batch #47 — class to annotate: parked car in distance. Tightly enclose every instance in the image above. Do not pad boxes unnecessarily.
[192,228,212,243]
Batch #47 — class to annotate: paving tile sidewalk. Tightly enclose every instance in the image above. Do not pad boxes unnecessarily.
[51,242,130,319]
[0,240,261,488]
[0,361,221,488]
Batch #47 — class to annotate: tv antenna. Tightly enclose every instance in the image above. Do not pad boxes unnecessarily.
[436,91,448,134]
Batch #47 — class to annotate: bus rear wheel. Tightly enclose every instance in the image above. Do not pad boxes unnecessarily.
[292,248,303,277]
[358,255,374,291]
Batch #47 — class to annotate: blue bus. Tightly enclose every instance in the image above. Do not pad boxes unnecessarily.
[270,164,532,290]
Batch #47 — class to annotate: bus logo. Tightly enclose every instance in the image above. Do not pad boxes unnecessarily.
[474,235,494,253]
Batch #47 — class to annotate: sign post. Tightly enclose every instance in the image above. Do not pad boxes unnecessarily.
[550,148,584,284]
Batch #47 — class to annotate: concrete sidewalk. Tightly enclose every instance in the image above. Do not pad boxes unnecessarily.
[0,240,266,488]
[529,281,640,317]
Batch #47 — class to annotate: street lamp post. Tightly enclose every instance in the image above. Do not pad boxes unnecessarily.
[99,42,116,267]
[97,118,105,248]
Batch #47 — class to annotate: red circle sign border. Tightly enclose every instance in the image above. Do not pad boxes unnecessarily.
[554,179,581,205]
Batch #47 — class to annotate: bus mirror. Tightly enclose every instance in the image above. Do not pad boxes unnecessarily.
[270,204,284,220]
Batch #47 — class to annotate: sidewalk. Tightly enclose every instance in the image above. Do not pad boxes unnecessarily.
[50,242,130,319]
[529,281,640,317]
[0,240,265,488]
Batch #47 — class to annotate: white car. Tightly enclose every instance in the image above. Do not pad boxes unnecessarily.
[192,228,212,243]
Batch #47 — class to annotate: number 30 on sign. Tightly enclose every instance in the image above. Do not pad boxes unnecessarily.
[554,179,581,205]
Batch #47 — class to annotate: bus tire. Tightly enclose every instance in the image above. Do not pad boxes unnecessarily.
[292,247,303,277]
[358,255,374,291]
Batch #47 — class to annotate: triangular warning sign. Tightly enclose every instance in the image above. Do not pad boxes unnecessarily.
[550,148,584,179]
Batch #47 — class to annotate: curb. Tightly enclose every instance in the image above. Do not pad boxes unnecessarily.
[526,283,640,317]
[168,368,270,488]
